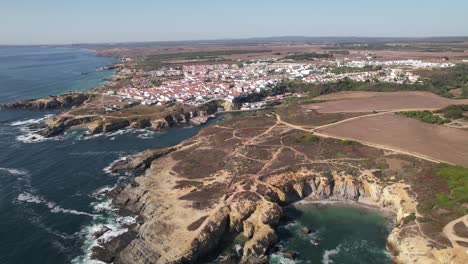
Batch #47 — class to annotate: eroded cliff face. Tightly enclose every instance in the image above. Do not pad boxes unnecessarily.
[0,93,91,109]
[94,112,466,264]
[37,99,223,137]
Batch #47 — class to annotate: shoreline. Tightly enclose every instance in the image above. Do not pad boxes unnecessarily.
[294,197,395,216]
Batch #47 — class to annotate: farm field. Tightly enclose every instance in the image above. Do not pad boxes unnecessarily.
[316,112,468,166]
[312,91,468,113]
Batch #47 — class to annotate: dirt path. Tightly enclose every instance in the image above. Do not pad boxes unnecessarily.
[443,215,468,248]
[275,112,452,165]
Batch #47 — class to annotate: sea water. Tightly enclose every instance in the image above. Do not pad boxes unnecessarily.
[0,47,392,264]
[0,47,224,264]
[271,203,392,264]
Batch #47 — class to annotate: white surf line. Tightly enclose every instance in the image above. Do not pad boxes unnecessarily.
[10,114,55,126]
[0,167,29,176]
[17,192,97,218]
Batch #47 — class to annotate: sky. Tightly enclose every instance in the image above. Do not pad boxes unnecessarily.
[1,0,468,45]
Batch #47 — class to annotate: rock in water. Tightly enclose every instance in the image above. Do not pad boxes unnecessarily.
[283,251,298,260]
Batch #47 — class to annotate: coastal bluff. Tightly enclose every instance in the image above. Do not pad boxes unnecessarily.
[25,98,225,137]
[93,112,466,264]
[0,93,92,109]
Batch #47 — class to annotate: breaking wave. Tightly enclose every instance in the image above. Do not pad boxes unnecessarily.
[10,114,54,126]
[0,167,29,176]
[102,156,128,175]
[322,244,341,264]
[72,195,137,264]
[17,192,95,217]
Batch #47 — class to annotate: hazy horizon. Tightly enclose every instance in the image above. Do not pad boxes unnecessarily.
[2,0,468,45]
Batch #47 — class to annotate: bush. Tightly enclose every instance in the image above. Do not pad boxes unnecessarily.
[295,133,320,143]
[397,111,450,125]
[436,105,468,119]
[434,165,468,206]
[402,213,417,225]
[339,139,360,146]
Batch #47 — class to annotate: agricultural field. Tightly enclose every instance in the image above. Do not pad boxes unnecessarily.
[315,112,468,167]
[311,91,468,113]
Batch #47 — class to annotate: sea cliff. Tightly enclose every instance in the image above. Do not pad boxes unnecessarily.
[91,112,466,264]
[35,99,224,137]
[0,93,92,109]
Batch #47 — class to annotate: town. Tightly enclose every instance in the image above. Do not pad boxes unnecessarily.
[110,58,454,108]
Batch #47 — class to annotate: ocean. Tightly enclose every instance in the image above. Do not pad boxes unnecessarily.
[0,47,117,104]
[270,203,392,264]
[0,47,391,264]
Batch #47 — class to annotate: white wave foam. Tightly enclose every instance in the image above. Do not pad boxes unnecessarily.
[10,114,54,126]
[270,253,296,264]
[17,193,42,203]
[102,156,128,174]
[17,192,95,217]
[14,116,59,143]
[322,244,341,264]
[16,132,48,143]
[105,129,129,137]
[91,199,113,213]
[72,209,136,264]
[0,167,29,176]
[92,186,115,197]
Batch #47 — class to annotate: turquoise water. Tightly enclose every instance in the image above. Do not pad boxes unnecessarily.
[271,203,392,264]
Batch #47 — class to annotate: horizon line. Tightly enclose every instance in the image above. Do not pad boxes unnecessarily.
[2,35,468,47]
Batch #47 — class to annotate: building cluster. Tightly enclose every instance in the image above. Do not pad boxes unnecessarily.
[115,63,316,105]
[343,59,454,68]
[113,59,445,105]
[304,68,419,84]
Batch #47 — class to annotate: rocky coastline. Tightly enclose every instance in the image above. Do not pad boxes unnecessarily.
[30,99,224,138]
[87,112,466,264]
[0,93,92,110]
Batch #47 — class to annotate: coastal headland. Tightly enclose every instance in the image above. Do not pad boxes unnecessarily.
[99,109,467,263]
[3,41,468,263]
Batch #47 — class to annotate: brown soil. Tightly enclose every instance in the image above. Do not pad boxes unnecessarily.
[316,113,468,167]
[276,105,368,127]
[454,222,468,238]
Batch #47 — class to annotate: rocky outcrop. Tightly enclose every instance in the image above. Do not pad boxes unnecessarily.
[35,99,223,138]
[111,146,178,173]
[39,115,100,137]
[0,93,91,109]
[95,113,465,264]
[103,119,130,133]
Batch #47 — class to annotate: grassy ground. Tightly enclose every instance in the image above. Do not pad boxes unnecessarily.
[433,165,468,208]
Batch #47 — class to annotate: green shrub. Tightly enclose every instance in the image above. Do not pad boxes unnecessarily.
[436,105,468,119]
[295,133,320,143]
[397,111,450,125]
[433,165,468,206]
[339,139,360,146]
[402,213,416,225]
